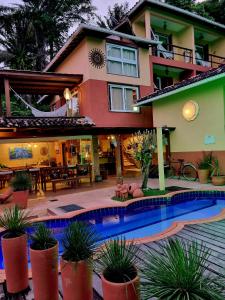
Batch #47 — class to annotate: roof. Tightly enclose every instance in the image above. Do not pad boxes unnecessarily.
[0,69,83,95]
[44,24,159,72]
[137,64,225,106]
[0,116,95,129]
[115,0,225,33]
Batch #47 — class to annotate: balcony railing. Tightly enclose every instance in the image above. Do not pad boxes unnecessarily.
[151,44,193,64]
[196,53,225,68]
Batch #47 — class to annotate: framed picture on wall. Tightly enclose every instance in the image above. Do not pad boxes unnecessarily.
[9,147,33,160]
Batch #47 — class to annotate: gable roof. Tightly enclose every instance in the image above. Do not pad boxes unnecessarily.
[137,64,225,106]
[44,24,159,72]
[115,0,225,33]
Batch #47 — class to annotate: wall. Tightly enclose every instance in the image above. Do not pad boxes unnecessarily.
[79,79,153,128]
[0,142,56,167]
[153,79,225,152]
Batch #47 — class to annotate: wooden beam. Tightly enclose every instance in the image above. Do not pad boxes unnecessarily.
[4,79,11,117]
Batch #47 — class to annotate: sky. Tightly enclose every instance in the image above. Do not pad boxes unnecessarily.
[0,0,205,16]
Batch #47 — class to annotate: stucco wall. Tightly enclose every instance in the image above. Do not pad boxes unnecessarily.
[153,80,225,152]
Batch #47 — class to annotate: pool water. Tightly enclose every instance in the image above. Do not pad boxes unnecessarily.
[1,195,225,269]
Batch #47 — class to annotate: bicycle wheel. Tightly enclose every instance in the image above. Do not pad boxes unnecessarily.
[182,164,197,181]
[166,166,176,178]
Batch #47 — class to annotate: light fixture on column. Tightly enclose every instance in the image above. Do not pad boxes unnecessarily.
[63,88,72,101]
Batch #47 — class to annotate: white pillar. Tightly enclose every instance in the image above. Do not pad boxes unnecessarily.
[115,135,122,178]
[157,127,165,191]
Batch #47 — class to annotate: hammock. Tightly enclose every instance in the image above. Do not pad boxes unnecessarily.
[11,88,67,117]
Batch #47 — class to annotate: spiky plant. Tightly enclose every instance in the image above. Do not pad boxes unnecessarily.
[30,223,57,250]
[62,221,98,262]
[96,238,138,283]
[0,205,31,238]
[141,238,225,300]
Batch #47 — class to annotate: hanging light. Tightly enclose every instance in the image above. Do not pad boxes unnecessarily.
[63,88,72,101]
[182,101,199,121]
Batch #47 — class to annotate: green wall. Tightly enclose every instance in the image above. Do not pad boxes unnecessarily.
[153,79,225,152]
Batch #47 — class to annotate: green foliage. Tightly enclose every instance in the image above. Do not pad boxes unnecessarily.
[210,157,221,177]
[128,130,156,189]
[30,223,57,250]
[96,2,129,29]
[0,206,31,238]
[166,0,196,11]
[141,238,225,300]
[10,172,32,192]
[0,0,96,70]
[96,238,138,283]
[62,221,98,262]
[197,152,213,170]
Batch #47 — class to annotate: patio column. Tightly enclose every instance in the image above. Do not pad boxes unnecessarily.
[0,94,2,116]
[4,79,11,117]
[157,127,165,191]
[115,135,122,178]
[92,136,100,179]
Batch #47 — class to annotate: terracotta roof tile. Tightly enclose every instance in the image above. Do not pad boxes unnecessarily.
[0,116,95,129]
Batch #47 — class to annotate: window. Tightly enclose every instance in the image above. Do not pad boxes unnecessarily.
[106,44,138,77]
[109,84,139,112]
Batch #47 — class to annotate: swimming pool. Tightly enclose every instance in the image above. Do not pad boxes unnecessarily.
[1,190,225,269]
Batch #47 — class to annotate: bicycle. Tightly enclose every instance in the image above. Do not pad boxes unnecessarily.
[165,157,198,181]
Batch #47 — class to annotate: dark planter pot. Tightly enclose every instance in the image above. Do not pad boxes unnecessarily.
[30,242,58,300]
[61,258,93,300]
[2,233,28,294]
[13,190,29,209]
[101,274,140,300]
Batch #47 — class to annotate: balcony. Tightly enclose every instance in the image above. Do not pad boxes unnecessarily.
[151,44,193,64]
[195,53,225,68]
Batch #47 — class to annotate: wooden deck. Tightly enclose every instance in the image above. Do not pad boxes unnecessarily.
[2,219,225,299]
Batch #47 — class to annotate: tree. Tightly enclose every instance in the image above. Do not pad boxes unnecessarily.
[165,0,196,11]
[96,2,129,29]
[197,0,225,25]
[0,0,96,70]
[128,130,156,189]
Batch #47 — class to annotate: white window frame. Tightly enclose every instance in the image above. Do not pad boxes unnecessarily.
[109,84,140,113]
[106,43,138,77]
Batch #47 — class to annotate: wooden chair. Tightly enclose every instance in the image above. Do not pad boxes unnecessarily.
[76,164,92,185]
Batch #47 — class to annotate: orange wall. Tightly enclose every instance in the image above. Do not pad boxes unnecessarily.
[79,79,153,128]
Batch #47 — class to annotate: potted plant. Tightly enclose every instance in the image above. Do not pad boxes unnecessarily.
[211,158,225,186]
[61,221,98,300]
[140,238,225,299]
[197,153,212,184]
[10,172,32,209]
[30,223,58,300]
[0,206,30,294]
[97,238,139,300]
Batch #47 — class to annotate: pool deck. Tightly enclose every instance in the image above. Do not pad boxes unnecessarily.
[1,178,225,298]
[1,218,225,299]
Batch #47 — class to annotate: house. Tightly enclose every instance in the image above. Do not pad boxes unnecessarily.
[0,0,225,183]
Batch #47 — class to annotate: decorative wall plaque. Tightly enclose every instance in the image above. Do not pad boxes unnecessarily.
[88,49,106,68]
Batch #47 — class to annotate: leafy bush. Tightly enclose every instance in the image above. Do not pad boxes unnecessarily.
[0,206,31,238]
[210,158,221,177]
[62,222,98,262]
[197,152,213,170]
[141,238,225,300]
[10,172,32,191]
[96,238,138,283]
[30,223,57,250]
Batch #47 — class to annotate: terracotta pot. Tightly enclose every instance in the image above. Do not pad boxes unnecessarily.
[2,233,28,294]
[61,258,93,300]
[101,274,140,300]
[13,190,29,209]
[30,242,58,300]
[212,176,225,186]
[197,169,209,184]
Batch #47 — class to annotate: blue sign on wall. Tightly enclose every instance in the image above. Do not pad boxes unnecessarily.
[204,135,216,145]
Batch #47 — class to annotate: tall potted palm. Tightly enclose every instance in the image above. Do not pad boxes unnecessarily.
[97,238,139,300]
[30,223,58,300]
[211,158,225,186]
[61,221,98,300]
[10,172,32,209]
[0,206,30,294]
[141,238,225,299]
[197,153,212,184]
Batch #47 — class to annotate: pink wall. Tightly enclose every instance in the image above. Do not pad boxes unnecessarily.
[78,79,153,128]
